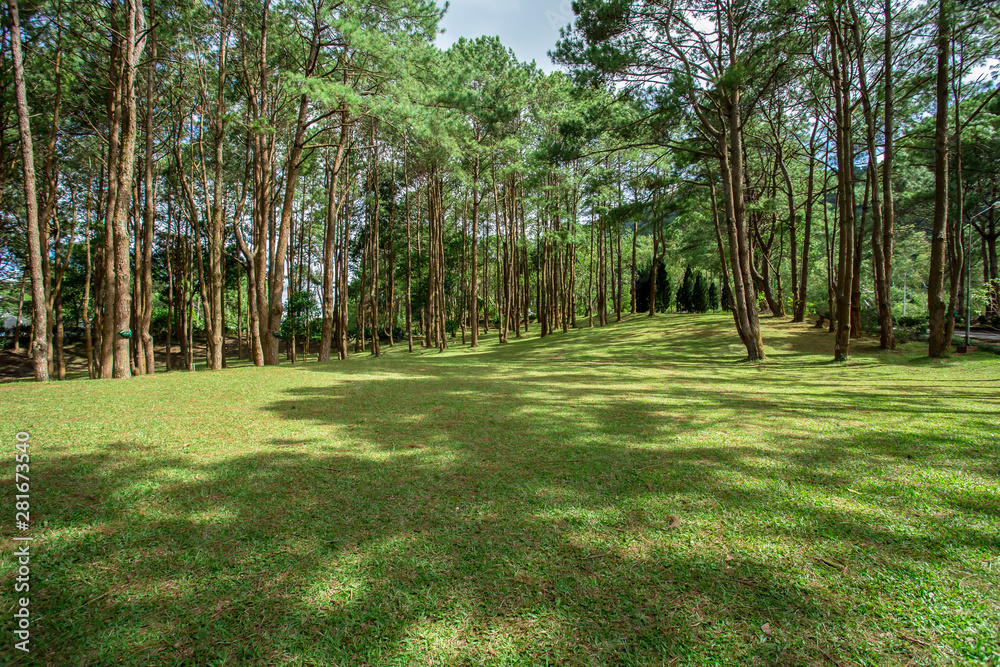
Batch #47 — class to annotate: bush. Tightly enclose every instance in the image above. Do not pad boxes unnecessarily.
[859,309,882,336]
[151,309,171,337]
[894,315,928,344]
[896,315,928,329]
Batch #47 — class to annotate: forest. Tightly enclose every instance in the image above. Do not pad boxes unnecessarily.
[2,0,1000,665]
[1,0,998,382]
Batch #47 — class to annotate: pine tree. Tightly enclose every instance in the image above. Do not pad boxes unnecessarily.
[661,270,673,313]
[635,259,671,313]
[708,282,720,312]
[692,272,709,313]
[722,284,733,312]
[676,266,694,312]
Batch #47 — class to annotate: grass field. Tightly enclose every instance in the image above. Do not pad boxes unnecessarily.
[1,314,998,666]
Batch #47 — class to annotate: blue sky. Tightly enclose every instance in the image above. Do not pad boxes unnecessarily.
[435,0,575,73]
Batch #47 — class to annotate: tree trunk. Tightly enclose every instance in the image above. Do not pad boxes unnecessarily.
[369,132,381,357]
[460,193,467,344]
[83,175,96,378]
[945,39,965,347]
[13,268,25,355]
[319,104,350,361]
[881,0,896,344]
[100,2,122,379]
[772,111,797,320]
[110,0,147,378]
[719,96,765,360]
[927,0,951,358]
[649,218,658,317]
[203,0,231,370]
[165,183,175,371]
[848,0,894,348]
[405,143,414,352]
[709,177,734,325]
[630,220,638,314]
[794,122,818,323]
[336,152,351,360]
[831,14,855,361]
[588,210,594,327]
[8,0,49,381]
[139,0,157,373]
[54,293,65,380]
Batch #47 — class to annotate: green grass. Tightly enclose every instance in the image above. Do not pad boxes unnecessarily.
[2,314,998,666]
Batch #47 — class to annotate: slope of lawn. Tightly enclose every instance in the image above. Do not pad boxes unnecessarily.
[1,314,998,666]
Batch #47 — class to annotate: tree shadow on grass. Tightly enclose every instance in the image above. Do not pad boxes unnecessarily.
[20,444,840,667]
[18,387,995,665]
[21,406,999,666]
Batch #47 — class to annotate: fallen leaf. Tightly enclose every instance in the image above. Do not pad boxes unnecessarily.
[666,515,681,529]
[761,623,773,637]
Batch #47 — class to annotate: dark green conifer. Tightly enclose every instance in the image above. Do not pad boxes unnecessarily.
[692,272,709,313]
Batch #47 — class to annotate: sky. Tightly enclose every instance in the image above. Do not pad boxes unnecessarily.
[435,0,575,73]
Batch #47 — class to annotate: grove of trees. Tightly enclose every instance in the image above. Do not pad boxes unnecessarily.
[1,0,998,381]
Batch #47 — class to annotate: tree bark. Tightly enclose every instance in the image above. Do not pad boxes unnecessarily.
[139,0,157,372]
[8,0,49,381]
[927,0,951,358]
[881,0,896,344]
[793,121,818,323]
[109,0,147,378]
[319,103,350,361]
[831,14,855,361]
[83,174,96,378]
[404,142,414,352]
[848,0,894,348]
[945,39,965,347]
[14,268,25,355]
[470,153,480,346]
[100,1,122,379]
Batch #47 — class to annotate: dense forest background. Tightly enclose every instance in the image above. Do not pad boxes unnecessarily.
[1,0,998,381]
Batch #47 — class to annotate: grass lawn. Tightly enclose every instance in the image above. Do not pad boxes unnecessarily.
[1,314,998,666]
